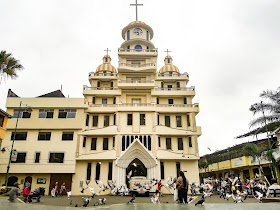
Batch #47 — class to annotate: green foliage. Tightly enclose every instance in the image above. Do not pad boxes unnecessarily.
[0,50,23,83]
[243,144,266,162]
[198,160,208,169]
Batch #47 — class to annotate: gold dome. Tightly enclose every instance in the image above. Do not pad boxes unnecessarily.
[159,56,180,74]
[96,55,116,73]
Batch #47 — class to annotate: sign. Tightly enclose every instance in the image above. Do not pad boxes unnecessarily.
[11,150,18,162]
[37,178,46,184]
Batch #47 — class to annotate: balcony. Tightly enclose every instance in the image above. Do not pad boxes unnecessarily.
[118,80,155,89]
[83,86,121,96]
[87,104,118,113]
[155,103,199,113]
[118,48,158,56]
[151,87,195,96]
[88,72,118,81]
[118,63,156,72]
[156,73,189,81]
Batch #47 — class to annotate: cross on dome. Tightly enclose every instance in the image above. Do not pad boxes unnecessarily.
[164,49,172,56]
[130,0,143,21]
[104,48,111,55]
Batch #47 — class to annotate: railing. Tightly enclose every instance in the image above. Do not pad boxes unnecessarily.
[156,104,199,108]
[89,72,117,77]
[157,73,189,78]
[119,103,154,107]
[119,63,156,68]
[88,104,118,107]
[83,87,118,90]
[88,103,198,108]
[118,80,154,84]
[154,87,195,91]
[118,49,158,53]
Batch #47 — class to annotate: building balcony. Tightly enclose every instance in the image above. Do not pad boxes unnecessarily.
[156,125,201,136]
[88,72,118,81]
[87,104,118,113]
[155,103,199,113]
[118,80,155,89]
[83,86,121,96]
[118,63,157,72]
[156,73,189,81]
[79,125,118,136]
[118,48,158,56]
[76,150,117,160]
[151,87,195,96]
[118,103,155,112]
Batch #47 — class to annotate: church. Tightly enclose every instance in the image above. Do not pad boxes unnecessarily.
[0,4,201,195]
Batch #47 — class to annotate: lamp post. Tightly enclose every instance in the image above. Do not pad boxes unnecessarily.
[3,101,32,187]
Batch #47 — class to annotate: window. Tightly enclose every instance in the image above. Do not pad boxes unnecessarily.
[127,30,130,40]
[168,59,170,64]
[92,97,96,104]
[96,162,101,180]
[102,98,107,104]
[111,82,113,88]
[108,162,113,180]
[157,97,159,104]
[11,132,27,141]
[113,97,116,104]
[13,152,26,163]
[38,132,51,141]
[165,116,170,127]
[176,116,182,127]
[148,136,151,151]
[91,138,97,150]
[113,137,115,148]
[187,114,191,127]
[122,136,125,151]
[161,82,164,88]
[87,163,92,181]
[132,99,141,104]
[13,109,31,118]
[177,82,180,88]
[160,162,165,180]
[189,137,193,147]
[62,132,74,141]
[113,114,116,125]
[0,114,4,127]
[157,114,159,125]
[83,137,86,148]
[35,152,40,163]
[103,138,109,150]
[176,162,181,178]
[58,109,76,118]
[86,114,89,126]
[97,81,100,87]
[168,99,173,104]
[169,72,172,76]
[184,97,187,104]
[166,138,172,150]
[140,114,145,125]
[135,45,142,51]
[127,114,132,125]
[105,58,108,62]
[178,138,183,150]
[104,115,109,127]
[146,31,149,40]
[49,153,64,163]
[93,115,98,127]
[39,109,54,118]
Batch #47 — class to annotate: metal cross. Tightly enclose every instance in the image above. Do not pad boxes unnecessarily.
[130,0,143,21]
[104,48,111,55]
[164,49,172,56]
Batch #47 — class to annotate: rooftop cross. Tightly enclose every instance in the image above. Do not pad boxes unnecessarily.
[130,0,143,21]
[164,49,172,56]
[104,48,111,55]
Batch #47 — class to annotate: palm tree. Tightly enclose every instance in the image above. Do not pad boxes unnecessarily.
[0,50,23,83]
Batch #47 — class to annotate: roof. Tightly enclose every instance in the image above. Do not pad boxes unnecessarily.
[0,108,12,118]
[159,56,180,74]
[96,55,116,73]
[36,90,65,98]
[7,89,19,97]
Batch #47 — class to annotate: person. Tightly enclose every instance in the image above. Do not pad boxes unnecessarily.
[9,182,20,202]
[25,181,30,188]
[157,180,162,196]
[60,182,66,196]
[51,181,58,197]
[23,185,31,202]
[151,189,160,203]
[266,178,280,197]
[176,171,189,204]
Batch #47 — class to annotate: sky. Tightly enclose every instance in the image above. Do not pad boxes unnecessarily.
[0,0,279,156]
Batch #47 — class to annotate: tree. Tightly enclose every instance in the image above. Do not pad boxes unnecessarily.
[0,50,23,83]
[198,160,209,173]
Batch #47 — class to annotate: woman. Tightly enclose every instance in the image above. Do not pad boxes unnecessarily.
[176,171,189,204]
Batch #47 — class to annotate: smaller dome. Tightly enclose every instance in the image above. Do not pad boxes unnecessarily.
[96,55,116,73]
[159,56,180,74]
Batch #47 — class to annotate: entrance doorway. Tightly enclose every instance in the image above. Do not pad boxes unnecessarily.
[24,176,32,188]
[7,176,18,186]
[126,158,147,177]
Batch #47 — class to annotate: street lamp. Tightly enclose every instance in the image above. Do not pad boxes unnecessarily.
[2,101,32,187]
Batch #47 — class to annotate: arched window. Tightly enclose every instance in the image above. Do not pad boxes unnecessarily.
[105,58,108,62]
[146,31,149,40]
[135,45,142,52]
[127,30,130,40]
[168,59,170,63]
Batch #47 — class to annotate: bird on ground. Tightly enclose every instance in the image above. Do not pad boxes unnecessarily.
[127,194,136,204]
[67,191,71,198]
[195,194,205,206]
[255,191,263,201]
[225,193,232,200]
[82,197,91,207]
[69,200,72,206]
[99,198,106,205]
[75,204,78,207]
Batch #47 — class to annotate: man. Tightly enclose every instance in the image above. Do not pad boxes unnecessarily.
[9,182,20,202]
[266,178,280,198]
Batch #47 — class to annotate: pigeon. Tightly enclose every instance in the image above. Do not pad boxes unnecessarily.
[81,188,85,193]
[70,200,72,206]
[75,204,78,207]
[127,194,136,204]
[99,198,106,205]
[67,191,71,198]
[255,191,263,201]
[82,197,91,207]
[225,193,232,200]
[195,194,205,206]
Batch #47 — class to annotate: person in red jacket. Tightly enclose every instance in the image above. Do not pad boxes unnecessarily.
[23,186,31,202]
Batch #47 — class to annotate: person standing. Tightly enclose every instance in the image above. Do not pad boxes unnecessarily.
[23,185,31,202]
[60,182,66,196]
[9,182,20,202]
[157,180,162,196]
[176,171,189,204]
[51,181,58,197]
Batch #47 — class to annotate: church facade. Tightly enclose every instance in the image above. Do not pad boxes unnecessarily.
[0,20,201,195]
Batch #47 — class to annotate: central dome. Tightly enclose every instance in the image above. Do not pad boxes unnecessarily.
[121,21,154,40]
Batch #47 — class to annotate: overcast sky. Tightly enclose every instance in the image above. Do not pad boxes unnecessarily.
[0,0,279,156]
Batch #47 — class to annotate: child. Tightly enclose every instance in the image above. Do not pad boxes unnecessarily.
[151,189,160,203]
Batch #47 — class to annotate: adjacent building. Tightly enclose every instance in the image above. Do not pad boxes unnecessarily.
[0,19,202,195]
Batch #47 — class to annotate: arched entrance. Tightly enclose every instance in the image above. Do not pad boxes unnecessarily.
[7,176,18,186]
[126,158,147,177]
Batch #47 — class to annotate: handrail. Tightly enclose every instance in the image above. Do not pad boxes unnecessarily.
[154,87,195,91]
[157,73,189,78]
[119,63,156,68]
[156,104,199,108]
[118,49,158,53]
[88,103,199,108]
[118,80,154,83]
[89,72,117,77]
[83,87,118,90]
[119,103,154,107]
